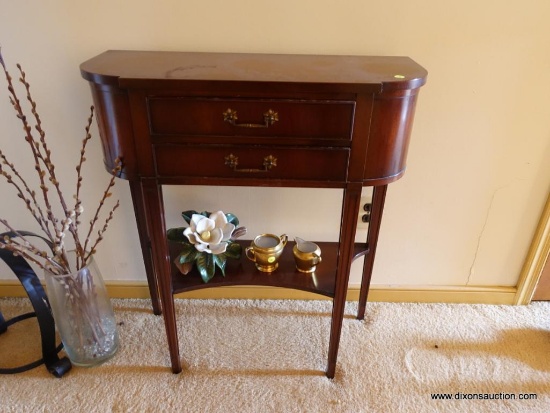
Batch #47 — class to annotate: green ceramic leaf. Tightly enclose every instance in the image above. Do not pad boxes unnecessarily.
[177,245,198,264]
[224,241,242,259]
[181,210,199,225]
[225,213,239,226]
[197,252,215,283]
[213,254,227,276]
[166,227,189,243]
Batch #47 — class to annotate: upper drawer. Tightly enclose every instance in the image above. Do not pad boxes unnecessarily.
[147,97,355,142]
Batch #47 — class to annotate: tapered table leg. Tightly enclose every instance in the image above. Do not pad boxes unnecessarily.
[326,184,362,378]
[141,179,182,373]
[357,185,388,320]
[129,181,162,315]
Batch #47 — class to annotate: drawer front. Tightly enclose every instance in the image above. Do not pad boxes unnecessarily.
[154,145,349,181]
[147,97,355,142]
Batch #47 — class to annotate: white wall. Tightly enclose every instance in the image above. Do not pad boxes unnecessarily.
[1,1,549,289]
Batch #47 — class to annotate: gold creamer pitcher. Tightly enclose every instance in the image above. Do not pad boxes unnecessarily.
[293,237,322,273]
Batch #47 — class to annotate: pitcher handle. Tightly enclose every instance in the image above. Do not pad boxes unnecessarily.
[311,253,322,265]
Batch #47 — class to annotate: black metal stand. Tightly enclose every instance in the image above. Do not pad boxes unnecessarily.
[0,231,72,377]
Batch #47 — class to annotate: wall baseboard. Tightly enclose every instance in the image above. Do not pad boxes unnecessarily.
[0,280,517,305]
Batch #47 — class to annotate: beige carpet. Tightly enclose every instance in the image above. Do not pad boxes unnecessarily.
[0,297,549,412]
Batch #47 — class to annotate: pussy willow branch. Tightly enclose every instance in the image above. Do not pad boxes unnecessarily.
[82,159,122,267]
[0,54,60,244]
[73,106,95,268]
[0,220,65,274]
[0,150,54,239]
[84,200,120,265]
[17,65,79,267]
[18,64,46,142]
[1,50,121,274]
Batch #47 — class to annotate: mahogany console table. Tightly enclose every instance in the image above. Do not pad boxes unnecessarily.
[80,51,427,378]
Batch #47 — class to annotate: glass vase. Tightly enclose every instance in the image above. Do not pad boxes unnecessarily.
[45,254,119,367]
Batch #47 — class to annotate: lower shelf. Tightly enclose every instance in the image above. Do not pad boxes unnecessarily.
[169,240,368,297]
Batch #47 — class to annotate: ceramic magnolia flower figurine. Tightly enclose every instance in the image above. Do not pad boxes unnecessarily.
[167,210,246,283]
[184,211,237,254]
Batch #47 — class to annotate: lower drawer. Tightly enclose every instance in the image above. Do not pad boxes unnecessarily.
[154,145,349,182]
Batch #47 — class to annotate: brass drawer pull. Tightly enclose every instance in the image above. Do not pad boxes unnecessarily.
[222,108,279,128]
[224,154,277,173]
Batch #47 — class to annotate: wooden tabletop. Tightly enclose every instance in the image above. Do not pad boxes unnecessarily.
[80,50,427,92]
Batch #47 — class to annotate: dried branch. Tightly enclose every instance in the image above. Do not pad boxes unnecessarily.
[81,158,122,267]
[17,65,78,264]
[0,220,65,274]
[0,50,121,275]
[2,56,64,250]
[0,149,54,239]
[72,106,95,267]
[84,200,120,265]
